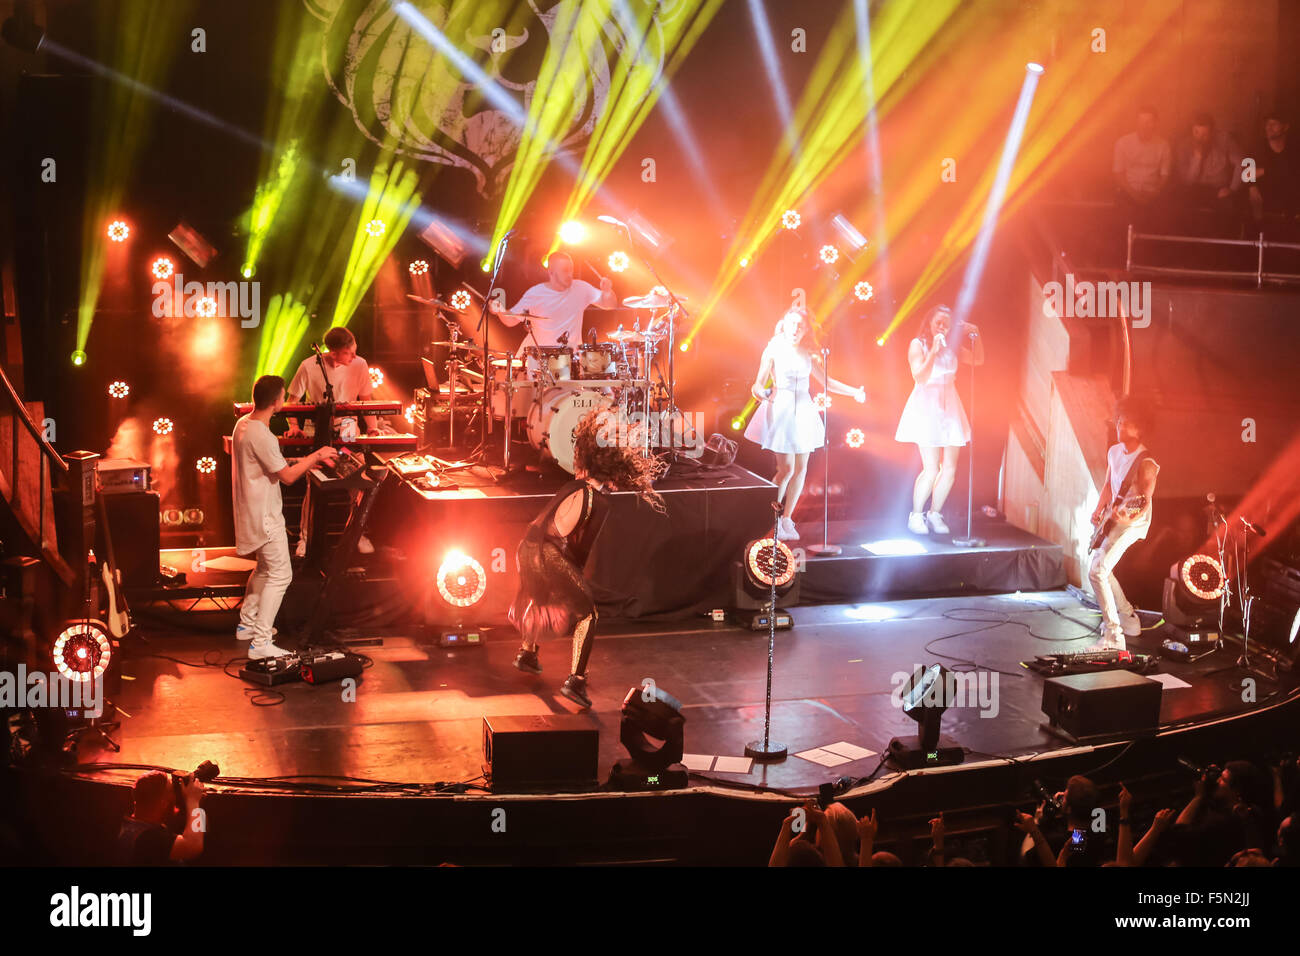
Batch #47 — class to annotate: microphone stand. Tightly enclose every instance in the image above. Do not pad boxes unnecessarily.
[745,501,787,761]
[951,327,985,548]
[473,233,511,474]
[310,343,336,452]
[807,344,841,556]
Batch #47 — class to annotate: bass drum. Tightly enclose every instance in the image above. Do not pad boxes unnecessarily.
[526,388,613,474]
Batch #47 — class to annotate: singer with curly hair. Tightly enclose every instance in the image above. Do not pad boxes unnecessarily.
[510,408,664,709]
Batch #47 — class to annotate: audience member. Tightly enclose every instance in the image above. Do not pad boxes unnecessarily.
[1247,112,1300,223]
[1171,111,1244,233]
[1113,106,1172,230]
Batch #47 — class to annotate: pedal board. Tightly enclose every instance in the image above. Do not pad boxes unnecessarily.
[1024,649,1159,677]
[239,655,303,685]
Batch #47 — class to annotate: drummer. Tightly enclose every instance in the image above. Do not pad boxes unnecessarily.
[490,251,618,360]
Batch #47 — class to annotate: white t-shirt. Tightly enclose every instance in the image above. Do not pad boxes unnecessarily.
[231,415,288,555]
[509,280,602,356]
[1108,441,1159,530]
[288,354,371,403]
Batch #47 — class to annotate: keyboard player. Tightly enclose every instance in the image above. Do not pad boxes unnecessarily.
[283,327,386,558]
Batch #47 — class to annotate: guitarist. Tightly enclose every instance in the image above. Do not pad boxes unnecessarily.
[1087,400,1159,651]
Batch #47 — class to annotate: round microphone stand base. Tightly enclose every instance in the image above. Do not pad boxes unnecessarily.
[951,535,986,548]
[744,739,788,761]
[806,543,842,556]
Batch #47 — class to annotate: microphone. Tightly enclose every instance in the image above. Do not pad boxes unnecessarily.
[557,331,570,346]
[934,332,947,349]
[587,327,598,347]
[1240,517,1268,537]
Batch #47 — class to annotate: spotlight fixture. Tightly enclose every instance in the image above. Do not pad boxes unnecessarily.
[731,536,798,630]
[607,250,630,273]
[1180,554,1225,601]
[887,664,964,768]
[819,245,839,265]
[106,220,130,243]
[450,290,472,311]
[1161,553,1225,656]
[195,456,217,474]
[196,296,217,317]
[365,219,386,237]
[369,366,384,388]
[162,508,184,527]
[182,508,204,525]
[107,381,130,399]
[558,220,587,245]
[608,684,688,791]
[150,257,174,280]
[152,417,174,435]
[780,209,801,230]
[814,393,831,411]
[854,281,874,302]
[846,428,865,449]
[436,550,486,609]
[52,621,112,683]
[409,259,429,276]
[71,350,87,367]
[404,403,416,424]
[241,266,255,279]
[738,256,750,268]
[679,341,689,352]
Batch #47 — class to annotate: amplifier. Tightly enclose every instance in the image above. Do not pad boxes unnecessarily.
[1041,669,1162,741]
[96,491,160,588]
[482,714,599,791]
[97,458,151,494]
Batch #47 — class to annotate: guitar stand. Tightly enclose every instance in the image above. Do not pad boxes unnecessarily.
[65,714,122,754]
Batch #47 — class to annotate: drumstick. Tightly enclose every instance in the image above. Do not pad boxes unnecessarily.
[585,259,607,285]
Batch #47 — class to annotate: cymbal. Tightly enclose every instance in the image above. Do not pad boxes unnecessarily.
[494,309,551,323]
[489,357,527,368]
[406,294,459,311]
[429,340,479,350]
[622,291,687,310]
[607,329,646,343]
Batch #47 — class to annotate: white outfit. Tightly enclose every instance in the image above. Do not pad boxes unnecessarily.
[894,340,970,447]
[744,339,826,455]
[509,280,602,358]
[288,354,370,403]
[1088,443,1159,646]
[232,415,292,644]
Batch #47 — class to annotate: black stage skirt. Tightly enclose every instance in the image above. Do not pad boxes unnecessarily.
[509,537,595,645]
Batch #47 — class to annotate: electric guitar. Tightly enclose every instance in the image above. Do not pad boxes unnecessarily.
[1089,456,1151,551]
[96,492,132,638]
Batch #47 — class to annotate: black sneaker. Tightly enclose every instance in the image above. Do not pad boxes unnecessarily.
[560,674,591,709]
[513,648,542,674]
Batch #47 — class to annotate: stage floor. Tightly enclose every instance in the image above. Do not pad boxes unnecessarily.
[91,589,1277,793]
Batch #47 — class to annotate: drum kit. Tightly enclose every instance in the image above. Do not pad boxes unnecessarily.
[409,288,687,474]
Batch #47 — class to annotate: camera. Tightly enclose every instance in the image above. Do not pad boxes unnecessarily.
[170,759,219,825]
[1032,779,1064,824]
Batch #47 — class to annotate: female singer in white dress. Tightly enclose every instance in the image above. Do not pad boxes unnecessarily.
[894,305,984,535]
[746,309,866,541]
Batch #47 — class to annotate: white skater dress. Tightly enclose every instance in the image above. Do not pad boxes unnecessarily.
[894,339,970,447]
[744,339,826,455]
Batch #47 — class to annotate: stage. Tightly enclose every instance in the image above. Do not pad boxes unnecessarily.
[9,588,1297,866]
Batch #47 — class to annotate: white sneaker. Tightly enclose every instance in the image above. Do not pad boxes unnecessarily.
[236,625,276,642]
[1120,610,1142,639]
[925,511,950,534]
[294,536,307,559]
[776,516,798,541]
[357,534,375,555]
[248,638,295,660]
[907,512,930,535]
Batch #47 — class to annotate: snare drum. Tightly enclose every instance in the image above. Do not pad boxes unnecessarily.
[526,388,613,474]
[523,345,572,381]
[575,343,619,379]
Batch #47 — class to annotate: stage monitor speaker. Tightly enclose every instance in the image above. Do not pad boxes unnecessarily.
[96,491,160,588]
[1041,670,1162,741]
[730,561,800,610]
[483,714,599,791]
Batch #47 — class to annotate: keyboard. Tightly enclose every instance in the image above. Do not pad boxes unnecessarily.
[232,400,403,416]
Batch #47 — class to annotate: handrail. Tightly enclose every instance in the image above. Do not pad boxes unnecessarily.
[1126,224,1300,288]
[1,362,68,472]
